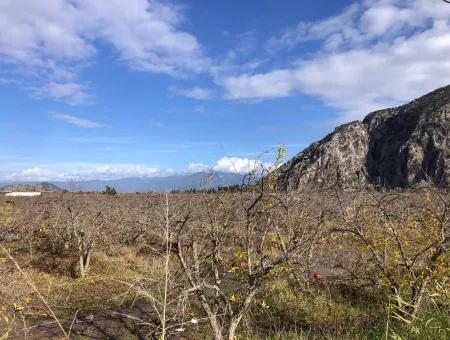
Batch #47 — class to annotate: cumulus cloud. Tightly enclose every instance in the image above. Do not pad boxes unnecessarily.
[10,167,53,181]
[4,163,160,181]
[173,86,215,100]
[35,82,92,104]
[266,3,362,51]
[221,0,450,121]
[52,113,107,128]
[186,157,274,174]
[76,165,159,179]
[0,0,209,103]
[212,157,273,174]
[221,70,296,100]
[79,1,209,75]
[186,163,210,173]
[2,157,275,181]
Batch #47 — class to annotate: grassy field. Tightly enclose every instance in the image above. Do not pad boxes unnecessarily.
[0,189,449,339]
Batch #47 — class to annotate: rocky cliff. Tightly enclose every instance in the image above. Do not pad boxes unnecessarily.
[277,85,450,190]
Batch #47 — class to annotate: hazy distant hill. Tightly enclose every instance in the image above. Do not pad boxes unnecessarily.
[0,182,63,193]
[277,85,450,190]
[1,172,244,193]
[52,172,244,192]
[0,172,244,193]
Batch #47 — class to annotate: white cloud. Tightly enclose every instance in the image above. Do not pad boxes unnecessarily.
[78,165,159,179]
[1,157,274,181]
[222,0,450,121]
[186,163,210,173]
[4,163,160,181]
[266,3,362,51]
[79,0,209,76]
[186,157,274,174]
[221,70,296,100]
[212,157,273,174]
[12,167,53,181]
[35,82,92,104]
[173,86,215,100]
[0,77,18,85]
[52,113,107,128]
[0,0,209,103]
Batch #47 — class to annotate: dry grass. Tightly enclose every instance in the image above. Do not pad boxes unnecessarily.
[0,190,449,339]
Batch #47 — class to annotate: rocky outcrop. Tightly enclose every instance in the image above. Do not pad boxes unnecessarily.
[277,85,450,190]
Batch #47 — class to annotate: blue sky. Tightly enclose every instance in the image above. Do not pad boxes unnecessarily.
[1,0,450,181]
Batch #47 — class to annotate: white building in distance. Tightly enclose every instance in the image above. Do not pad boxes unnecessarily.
[5,192,42,197]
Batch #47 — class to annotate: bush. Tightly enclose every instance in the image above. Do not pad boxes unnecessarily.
[102,186,117,195]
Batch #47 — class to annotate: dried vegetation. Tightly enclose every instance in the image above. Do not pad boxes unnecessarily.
[0,185,449,339]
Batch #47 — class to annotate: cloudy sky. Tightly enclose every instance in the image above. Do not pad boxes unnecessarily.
[2,0,450,181]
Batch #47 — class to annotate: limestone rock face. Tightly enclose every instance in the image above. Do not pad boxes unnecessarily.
[277,85,450,190]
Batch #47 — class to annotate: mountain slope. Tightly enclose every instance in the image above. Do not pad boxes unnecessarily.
[277,85,450,190]
[1,172,244,193]
[0,182,63,193]
[52,172,244,192]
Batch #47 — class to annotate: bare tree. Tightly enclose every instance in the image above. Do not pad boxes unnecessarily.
[47,194,109,278]
[173,170,323,339]
[121,193,198,339]
[330,188,450,319]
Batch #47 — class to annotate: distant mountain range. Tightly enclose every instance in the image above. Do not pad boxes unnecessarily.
[0,172,245,193]
[0,182,63,193]
[277,85,450,190]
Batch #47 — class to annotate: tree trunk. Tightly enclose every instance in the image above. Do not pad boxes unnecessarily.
[227,316,242,340]
[227,288,257,340]
[208,315,223,340]
[79,254,86,277]
[411,277,429,319]
[79,248,92,277]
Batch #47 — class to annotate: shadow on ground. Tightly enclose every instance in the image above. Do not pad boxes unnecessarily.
[10,302,164,339]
